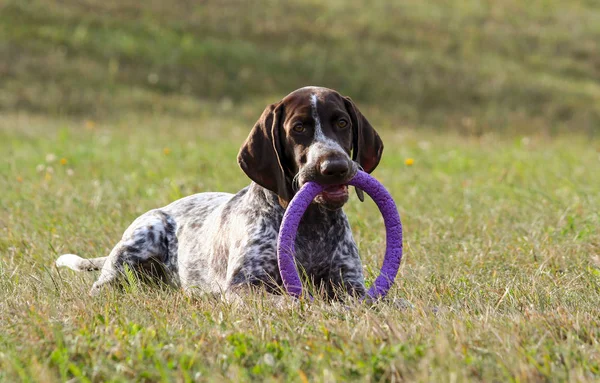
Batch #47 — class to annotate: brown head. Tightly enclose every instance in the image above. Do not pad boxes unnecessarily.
[238,86,384,210]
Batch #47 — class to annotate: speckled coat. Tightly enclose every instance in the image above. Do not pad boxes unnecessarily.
[55,86,383,300]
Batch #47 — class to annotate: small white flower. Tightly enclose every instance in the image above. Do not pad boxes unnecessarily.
[148,73,159,84]
[418,141,431,150]
[263,353,275,366]
[46,153,57,163]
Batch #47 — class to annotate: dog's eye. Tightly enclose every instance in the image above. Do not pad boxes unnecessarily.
[292,123,305,133]
[337,119,349,129]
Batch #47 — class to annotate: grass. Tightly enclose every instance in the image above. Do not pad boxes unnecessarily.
[1,112,599,381]
[2,0,600,381]
[1,0,600,134]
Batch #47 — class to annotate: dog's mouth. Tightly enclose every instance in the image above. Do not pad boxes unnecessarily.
[320,185,349,201]
[314,185,349,208]
[296,164,355,208]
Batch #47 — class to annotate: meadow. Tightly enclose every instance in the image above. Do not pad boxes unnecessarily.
[2,0,600,381]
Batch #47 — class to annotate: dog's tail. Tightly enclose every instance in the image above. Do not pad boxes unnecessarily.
[55,254,108,271]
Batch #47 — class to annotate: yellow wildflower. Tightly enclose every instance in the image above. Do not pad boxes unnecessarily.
[60,158,68,165]
[163,147,171,155]
[405,158,414,166]
[298,370,309,383]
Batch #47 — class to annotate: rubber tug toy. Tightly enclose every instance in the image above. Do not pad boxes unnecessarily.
[277,170,403,301]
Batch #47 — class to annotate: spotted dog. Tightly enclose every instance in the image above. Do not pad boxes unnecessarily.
[56,86,384,300]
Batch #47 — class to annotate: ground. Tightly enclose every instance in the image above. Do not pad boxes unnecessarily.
[2,0,600,381]
[2,112,599,381]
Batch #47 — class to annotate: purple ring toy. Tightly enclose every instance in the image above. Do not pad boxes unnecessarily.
[277,170,403,300]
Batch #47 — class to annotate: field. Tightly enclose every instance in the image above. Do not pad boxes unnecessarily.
[2,0,600,382]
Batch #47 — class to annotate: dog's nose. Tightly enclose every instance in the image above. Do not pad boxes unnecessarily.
[319,158,349,179]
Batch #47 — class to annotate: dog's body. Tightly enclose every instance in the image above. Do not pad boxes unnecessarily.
[56,87,383,299]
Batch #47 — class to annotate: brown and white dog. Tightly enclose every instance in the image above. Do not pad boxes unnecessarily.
[56,86,383,300]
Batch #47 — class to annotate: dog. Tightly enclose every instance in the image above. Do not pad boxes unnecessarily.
[56,86,383,300]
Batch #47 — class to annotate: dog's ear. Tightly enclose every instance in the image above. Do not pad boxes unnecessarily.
[238,102,292,202]
[343,96,384,174]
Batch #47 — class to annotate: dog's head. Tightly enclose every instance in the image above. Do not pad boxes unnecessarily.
[238,86,383,210]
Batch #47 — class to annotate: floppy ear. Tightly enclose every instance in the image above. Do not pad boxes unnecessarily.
[344,97,384,174]
[237,102,293,202]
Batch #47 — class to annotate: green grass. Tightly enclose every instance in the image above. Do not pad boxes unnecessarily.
[2,0,600,381]
[1,0,600,134]
[2,112,599,381]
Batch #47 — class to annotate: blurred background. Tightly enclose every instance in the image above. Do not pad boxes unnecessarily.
[1,0,599,135]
